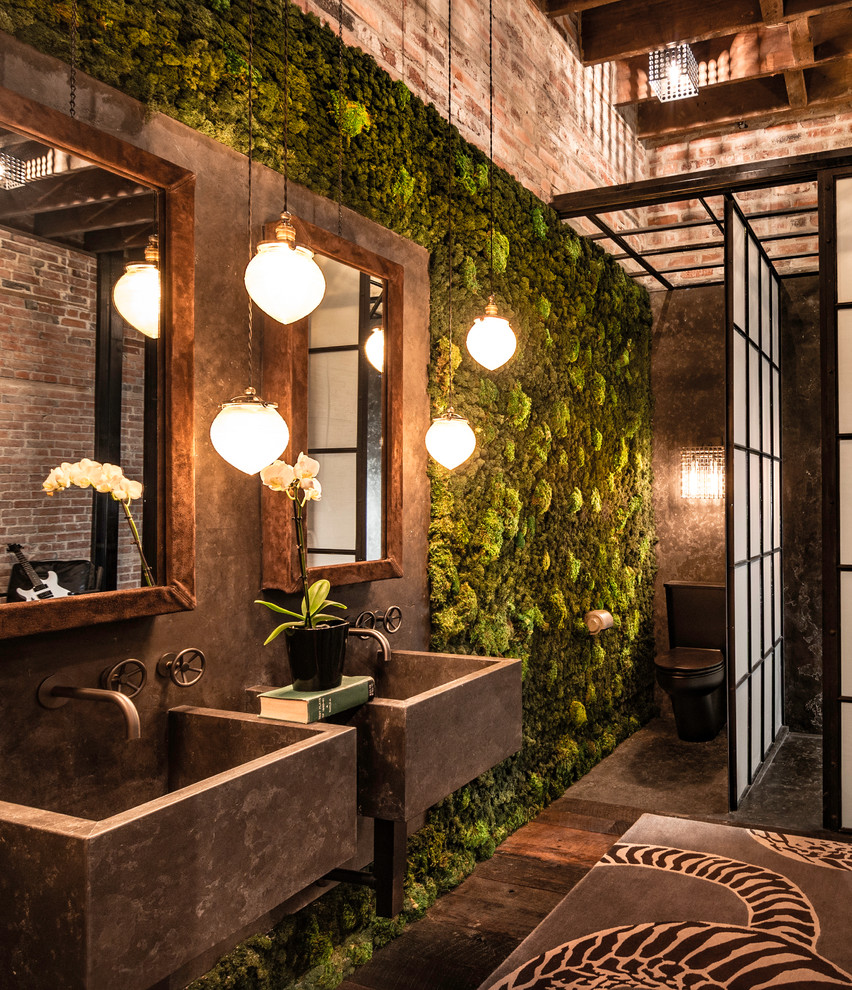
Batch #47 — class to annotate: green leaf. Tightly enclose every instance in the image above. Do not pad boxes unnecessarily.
[307,579,331,615]
[323,599,347,610]
[255,599,303,620]
[312,612,344,623]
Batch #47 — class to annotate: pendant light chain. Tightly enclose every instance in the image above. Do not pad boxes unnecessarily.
[338,0,344,238]
[246,0,255,390]
[489,0,494,298]
[447,0,454,404]
[283,0,289,211]
[69,0,78,118]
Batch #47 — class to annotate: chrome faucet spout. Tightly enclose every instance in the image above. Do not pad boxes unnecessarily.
[354,626,392,664]
[48,685,142,740]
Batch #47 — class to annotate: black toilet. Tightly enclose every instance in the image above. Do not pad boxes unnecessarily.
[654,581,727,742]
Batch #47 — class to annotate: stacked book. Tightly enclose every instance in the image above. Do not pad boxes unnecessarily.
[259,675,375,723]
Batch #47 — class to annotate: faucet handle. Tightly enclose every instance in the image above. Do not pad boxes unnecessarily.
[354,605,403,635]
[157,648,206,687]
[101,659,148,698]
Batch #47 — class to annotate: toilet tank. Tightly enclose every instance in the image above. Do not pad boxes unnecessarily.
[664,581,726,653]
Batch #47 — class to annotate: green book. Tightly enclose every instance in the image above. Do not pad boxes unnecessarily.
[259,675,375,723]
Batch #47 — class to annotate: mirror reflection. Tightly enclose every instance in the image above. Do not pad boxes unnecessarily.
[306,255,385,567]
[0,126,160,603]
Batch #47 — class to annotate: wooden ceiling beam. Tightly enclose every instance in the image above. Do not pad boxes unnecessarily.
[788,16,816,61]
[0,168,148,219]
[579,0,850,64]
[33,195,155,239]
[541,0,619,13]
[784,66,809,104]
[759,0,785,22]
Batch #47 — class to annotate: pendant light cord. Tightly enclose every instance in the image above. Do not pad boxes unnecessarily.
[489,0,494,298]
[246,0,255,390]
[447,0,454,404]
[338,0,344,238]
[69,0,78,118]
[283,0,289,211]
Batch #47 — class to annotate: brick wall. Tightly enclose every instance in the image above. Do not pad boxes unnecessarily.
[0,228,147,596]
[298,0,647,201]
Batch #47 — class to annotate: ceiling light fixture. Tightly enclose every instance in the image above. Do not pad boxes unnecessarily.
[425,0,476,471]
[211,0,289,475]
[649,43,699,103]
[113,235,161,339]
[243,0,325,325]
[466,0,516,372]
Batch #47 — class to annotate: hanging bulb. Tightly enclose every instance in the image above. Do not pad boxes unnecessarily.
[365,327,385,372]
[466,296,516,371]
[244,211,326,324]
[210,387,289,475]
[425,407,476,470]
[113,235,161,339]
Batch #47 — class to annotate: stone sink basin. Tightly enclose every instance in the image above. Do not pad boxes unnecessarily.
[0,706,357,990]
[339,649,522,823]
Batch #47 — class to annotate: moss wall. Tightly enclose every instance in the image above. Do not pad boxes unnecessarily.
[1,2,656,986]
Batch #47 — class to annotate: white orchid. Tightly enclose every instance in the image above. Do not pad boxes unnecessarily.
[300,477,322,500]
[293,451,320,480]
[260,460,296,492]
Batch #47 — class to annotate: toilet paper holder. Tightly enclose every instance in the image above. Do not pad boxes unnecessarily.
[584,609,613,635]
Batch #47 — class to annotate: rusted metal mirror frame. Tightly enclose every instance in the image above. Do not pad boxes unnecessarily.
[0,85,196,638]
[261,216,403,592]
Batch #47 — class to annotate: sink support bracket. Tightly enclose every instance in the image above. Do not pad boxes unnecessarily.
[323,818,407,917]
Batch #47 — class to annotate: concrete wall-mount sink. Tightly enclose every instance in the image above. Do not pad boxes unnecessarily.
[0,707,357,990]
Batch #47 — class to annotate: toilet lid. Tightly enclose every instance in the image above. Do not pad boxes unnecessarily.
[655,647,725,675]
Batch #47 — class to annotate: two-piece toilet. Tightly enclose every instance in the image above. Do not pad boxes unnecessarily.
[654,581,727,742]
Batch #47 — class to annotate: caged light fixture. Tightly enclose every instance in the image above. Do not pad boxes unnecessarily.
[243,0,326,325]
[210,0,290,475]
[649,43,699,103]
[466,0,516,372]
[681,446,725,500]
[424,0,477,471]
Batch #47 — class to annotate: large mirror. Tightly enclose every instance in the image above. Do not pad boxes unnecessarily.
[262,217,403,592]
[0,86,195,639]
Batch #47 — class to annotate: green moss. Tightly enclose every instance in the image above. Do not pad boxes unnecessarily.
[532,479,553,514]
[568,488,583,514]
[392,164,415,205]
[507,383,532,431]
[569,700,587,728]
[537,295,551,321]
[485,229,510,274]
[462,255,480,292]
[531,206,548,241]
[329,90,371,139]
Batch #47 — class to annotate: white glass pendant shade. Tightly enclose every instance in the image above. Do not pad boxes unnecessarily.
[466,297,516,370]
[365,327,385,372]
[113,236,161,339]
[244,212,325,324]
[425,409,476,470]
[210,387,290,475]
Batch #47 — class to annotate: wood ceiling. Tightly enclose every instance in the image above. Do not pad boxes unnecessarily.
[539,0,852,144]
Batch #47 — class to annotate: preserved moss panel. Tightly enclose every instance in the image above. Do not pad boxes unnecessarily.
[4,2,656,986]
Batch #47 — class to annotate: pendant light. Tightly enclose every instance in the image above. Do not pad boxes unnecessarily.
[425,0,476,471]
[243,0,325,325]
[365,326,384,372]
[113,235,161,339]
[211,0,289,475]
[465,0,516,372]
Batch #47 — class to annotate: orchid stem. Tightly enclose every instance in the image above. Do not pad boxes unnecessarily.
[119,498,155,587]
[292,495,312,628]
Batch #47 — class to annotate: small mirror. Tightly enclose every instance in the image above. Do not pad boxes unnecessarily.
[262,218,403,591]
[0,86,195,639]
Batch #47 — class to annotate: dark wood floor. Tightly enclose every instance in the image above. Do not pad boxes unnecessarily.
[338,797,643,990]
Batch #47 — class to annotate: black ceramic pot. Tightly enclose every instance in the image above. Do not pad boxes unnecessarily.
[285,619,350,691]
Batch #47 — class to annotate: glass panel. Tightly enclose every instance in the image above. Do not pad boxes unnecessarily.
[773,460,781,548]
[837,177,852,304]
[308,351,359,449]
[305,452,358,553]
[841,572,852,697]
[839,309,852,433]
[751,663,763,772]
[734,332,747,445]
[839,441,852,564]
[763,657,773,752]
[774,645,783,735]
[751,560,762,664]
[734,563,749,683]
[309,256,361,347]
[306,552,356,567]
[734,448,747,562]
[842,704,852,828]
[733,213,746,329]
[772,367,781,456]
[749,343,760,448]
[737,684,750,799]
[761,258,770,354]
[750,454,761,556]
[774,551,782,641]
[772,279,780,366]
[762,357,771,454]
[748,238,760,341]
[763,456,772,551]
[763,555,773,654]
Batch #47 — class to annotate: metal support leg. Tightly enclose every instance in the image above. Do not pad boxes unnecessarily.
[373,818,407,917]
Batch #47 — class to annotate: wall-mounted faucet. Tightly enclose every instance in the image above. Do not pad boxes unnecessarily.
[37,674,142,740]
[353,626,392,664]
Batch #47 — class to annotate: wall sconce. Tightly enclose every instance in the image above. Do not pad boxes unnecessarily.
[649,43,699,102]
[681,446,725,500]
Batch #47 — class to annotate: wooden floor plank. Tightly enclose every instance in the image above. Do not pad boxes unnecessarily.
[425,875,565,937]
[494,821,616,867]
[534,806,620,834]
[474,850,591,893]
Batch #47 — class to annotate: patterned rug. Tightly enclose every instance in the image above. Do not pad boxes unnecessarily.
[479,814,852,990]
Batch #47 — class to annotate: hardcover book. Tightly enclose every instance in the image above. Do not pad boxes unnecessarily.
[259,675,375,723]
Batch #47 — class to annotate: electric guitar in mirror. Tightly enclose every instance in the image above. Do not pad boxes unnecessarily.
[5,543,73,601]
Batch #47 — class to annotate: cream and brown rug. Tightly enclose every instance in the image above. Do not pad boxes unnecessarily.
[479,814,852,990]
